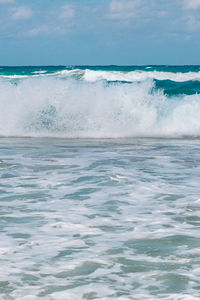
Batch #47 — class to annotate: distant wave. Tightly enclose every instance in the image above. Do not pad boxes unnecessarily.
[0,76,200,138]
[49,69,200,82]
[81,69,200,83]
[1,69,200,82]
[31,70,47,74]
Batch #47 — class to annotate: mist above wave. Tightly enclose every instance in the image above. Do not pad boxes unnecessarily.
[0,77,200,138]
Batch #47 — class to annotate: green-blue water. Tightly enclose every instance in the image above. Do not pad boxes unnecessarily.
[0,66,200,299]
[1,65,200,96]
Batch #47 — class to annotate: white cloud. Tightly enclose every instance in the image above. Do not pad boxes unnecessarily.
[19,4,75,38]
[26,26,69,37]
[26,25,47,37]
[11,6,33,20]
[186,14,200,30]
[184,0,200,9]
[106,0,140,20]
[0,0,14,3]
[25,24,71,37]
[60,4,74,20]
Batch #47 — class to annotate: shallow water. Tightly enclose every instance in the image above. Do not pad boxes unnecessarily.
[0,137,200,299]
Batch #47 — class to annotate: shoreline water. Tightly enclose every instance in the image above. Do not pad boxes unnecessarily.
[1,137,200,299]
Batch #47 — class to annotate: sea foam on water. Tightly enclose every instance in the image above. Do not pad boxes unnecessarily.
[0,73,200,138]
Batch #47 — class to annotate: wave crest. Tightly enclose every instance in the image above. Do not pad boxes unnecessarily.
[0,77,200,138]
[2,68,200,83]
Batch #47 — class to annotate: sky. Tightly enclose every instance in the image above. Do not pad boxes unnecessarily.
[0,0,200,65]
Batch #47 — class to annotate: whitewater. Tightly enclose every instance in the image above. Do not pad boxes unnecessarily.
[1,66,200,300]
[0,65,200,138]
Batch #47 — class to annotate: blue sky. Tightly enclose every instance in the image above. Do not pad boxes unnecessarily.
[0,0,200,65]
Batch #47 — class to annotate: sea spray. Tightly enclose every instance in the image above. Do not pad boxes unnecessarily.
[0,75,200,137]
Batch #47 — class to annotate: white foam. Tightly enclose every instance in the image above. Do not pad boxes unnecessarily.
[0,74,29,79]
[31,70,47,74]
[2,69,200,82]
[82,69,200,83]
[40,68,200,82]
[0,77,200,138]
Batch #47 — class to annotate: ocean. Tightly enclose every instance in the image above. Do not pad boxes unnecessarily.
[0,66,200,299]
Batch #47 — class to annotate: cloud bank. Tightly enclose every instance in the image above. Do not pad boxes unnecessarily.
[184,0,200,9]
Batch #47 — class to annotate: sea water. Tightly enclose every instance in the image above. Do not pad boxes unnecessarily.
[0,66,200,299]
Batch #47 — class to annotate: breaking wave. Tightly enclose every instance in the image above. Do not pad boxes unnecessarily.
[1,68,200,82]
[0,76,200,138]
[81,69,200,83]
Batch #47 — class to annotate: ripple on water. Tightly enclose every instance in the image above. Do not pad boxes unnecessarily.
[0,138,200,299]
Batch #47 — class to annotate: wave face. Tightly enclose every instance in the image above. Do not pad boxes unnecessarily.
[1,65,200,138]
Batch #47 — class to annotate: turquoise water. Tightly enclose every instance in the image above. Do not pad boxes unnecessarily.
[0,66,200,299]
[1,65,200,138]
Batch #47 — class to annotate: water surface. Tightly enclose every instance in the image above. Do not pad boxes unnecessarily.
[0,137,200,299]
